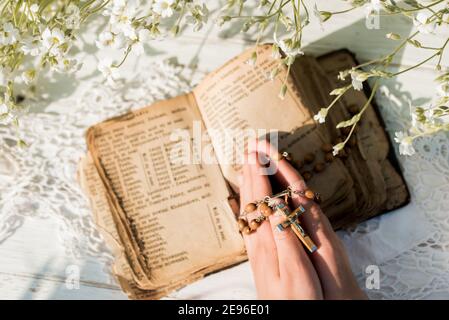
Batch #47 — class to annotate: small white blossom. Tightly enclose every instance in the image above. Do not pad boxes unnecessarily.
[332,142,345,156]
[21,36,42,56]
[20,3,39,20]
[109,1,139,40]
[42,27,66,56]
[437,82,449,97]
[0,103,7,114]
[413,12,436,34]
[394,131,416,156]
[0,22,20,45]
[96,31,125,49]
[185,3,209,31]
[0,103,13,125]
[274,33,304,57]
[56,58,80,73]
[65,4,81,30]
[350,70,368,91]
[153,0,175,18]
[133,29,151,56]
[21,69,36,85]
[98,58,120,85]
[30,4,39,13]
[313,108,328,123]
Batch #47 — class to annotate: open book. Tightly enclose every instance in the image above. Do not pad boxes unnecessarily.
[77,45,409,299]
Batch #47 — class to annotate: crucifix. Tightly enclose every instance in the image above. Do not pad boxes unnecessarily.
[274,202,317,253]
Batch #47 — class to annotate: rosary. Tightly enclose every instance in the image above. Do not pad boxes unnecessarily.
[238,186,320,253]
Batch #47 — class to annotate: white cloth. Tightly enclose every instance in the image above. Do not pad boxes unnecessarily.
[1,61,448,299]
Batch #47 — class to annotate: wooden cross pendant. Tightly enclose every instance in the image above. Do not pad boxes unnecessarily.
[274,202,317,253]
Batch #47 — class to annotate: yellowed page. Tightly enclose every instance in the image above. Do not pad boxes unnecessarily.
[193,45,314,191]
[86,94,245,290]
[77,153,246,299]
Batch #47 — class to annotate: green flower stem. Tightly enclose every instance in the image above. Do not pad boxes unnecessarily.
[341,80,380,146]
[113,45,132,68]
[392,37,449,77]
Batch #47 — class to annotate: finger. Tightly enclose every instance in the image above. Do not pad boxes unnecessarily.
[256,140,362,298]
[248,148,318,281]
[240,152,280,285]
[257,139,336,248]
[239,153,253,210]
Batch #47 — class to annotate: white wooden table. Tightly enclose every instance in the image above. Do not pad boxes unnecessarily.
[1,2,448,299]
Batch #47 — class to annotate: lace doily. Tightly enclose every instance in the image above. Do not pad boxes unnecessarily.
[0,61,193,293]
[1,60,448,299]
[350,84,449,299]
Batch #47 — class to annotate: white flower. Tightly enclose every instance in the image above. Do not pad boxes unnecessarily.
[437,82,449,97]
[98,58,120,85]
[110,0,128,15]
[96,31,125,49]
[0,103,8,114]
[185,3,209,31]
[0,103,13,125]
[394,131,416,156]
[21,36,42,56]
[65,4,81,30]
[332,142,345,156]
[313,108,328,124]
[21,69,36,85]
[153,0,175,18]
[56,58,80,73]
[423,108,437,125]
[350,70,368,91]
[42,27,66,56]
[274,33,304,57]
[20,3,39,20]
[413,12,436,34]
[109,0,139,39]
[133,29,150,56]
[30,4,39,13]
[0,22,20,45]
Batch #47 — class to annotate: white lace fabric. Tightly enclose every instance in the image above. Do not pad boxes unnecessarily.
[0,61,448,299]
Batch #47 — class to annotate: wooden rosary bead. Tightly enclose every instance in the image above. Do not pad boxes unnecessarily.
[304,189,315,200]
[313,162,325,173]
[242,226,252,235]
[321,143,333,153]
[325,152,334,162]
[237,218,248,230]
[302,171,313,181]
[304,153,315,163]
[249,220,260,230]
[245,202,257,213]
[258,202,273,217]
[295,160,303,169]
